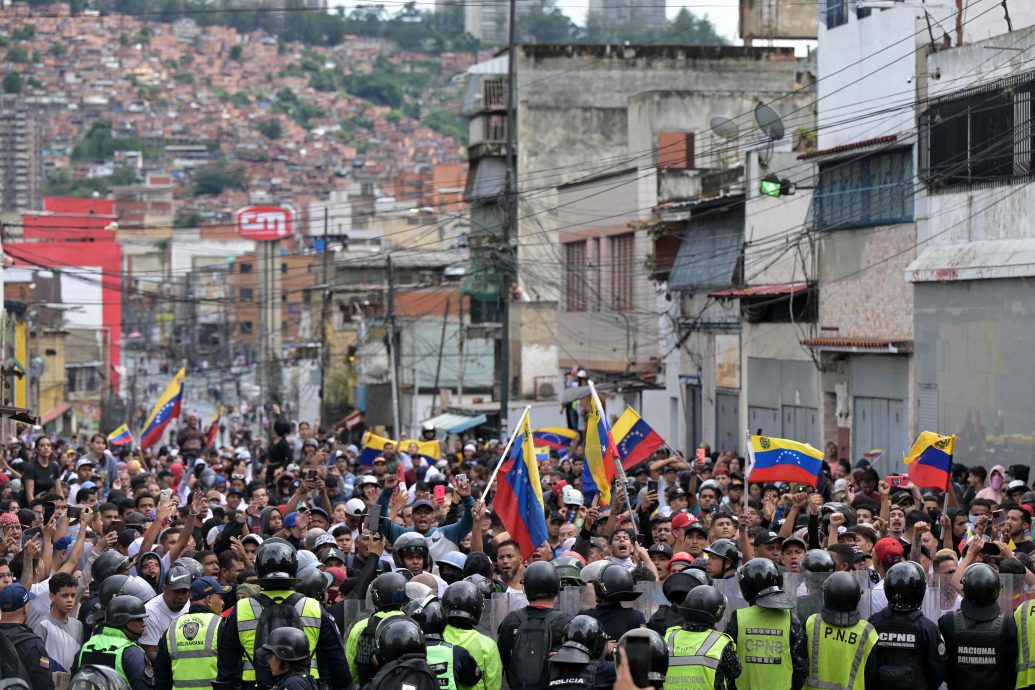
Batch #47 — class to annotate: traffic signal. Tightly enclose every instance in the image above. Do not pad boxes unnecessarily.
[346,345,357,363]
[760,173,795,197]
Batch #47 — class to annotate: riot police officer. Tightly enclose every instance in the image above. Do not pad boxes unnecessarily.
[442,580,502,690]
[69,665,131,690]
[547,615,611,689]
[215,539,349,690]
[73,595,154,690]
[938,562,1018,690]
[0,584,55,690]
[366,616,437,690]
[646,570,711,637]
[665,585,741,689]
[616,629,668,689]
[804,571,878,690]
[403,593,482,689]
[260,628,318,690]
[80,550,134,641]
[868,561,946,690]
[497,561,570,690]
[726,558,808,690]
[796,549,835,625]
[154,576,231,690]
[578,563,646,648]
[345,571,407,685]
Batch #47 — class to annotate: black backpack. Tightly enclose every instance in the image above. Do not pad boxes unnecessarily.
[368,656,439,690]
[0,627,34,685]
[354,615,381,683]
[506,608,568,690]
[250,592,307,655]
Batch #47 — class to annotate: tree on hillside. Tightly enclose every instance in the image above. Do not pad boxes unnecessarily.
[3,71,21,94]
[190,160,247,197]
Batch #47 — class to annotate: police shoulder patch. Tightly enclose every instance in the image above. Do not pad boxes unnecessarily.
[938,642,946,656]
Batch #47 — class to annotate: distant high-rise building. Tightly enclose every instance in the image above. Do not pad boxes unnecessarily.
[464,0,534,43]
[0,96,42,212]
[589,0,667,31]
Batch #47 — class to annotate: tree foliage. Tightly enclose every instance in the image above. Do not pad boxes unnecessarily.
[190,160,247,197]
[258,118,282,140]
[2,72,21,94]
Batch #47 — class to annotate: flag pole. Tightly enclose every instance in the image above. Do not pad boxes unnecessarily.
[588,380,638,535]
[743,430,752,514]
[480,405,530,504]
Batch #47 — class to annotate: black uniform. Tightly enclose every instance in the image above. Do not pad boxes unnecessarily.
[577,603,646,645]
[0,622,56,690]
[362,652,436,690]
[547,660,616,689]
[271,670,319,690]
[645,604,682,637]
[938,609,1018,690]
[497,604,571,682]
[869,608,946,690]
[78,594,102,642]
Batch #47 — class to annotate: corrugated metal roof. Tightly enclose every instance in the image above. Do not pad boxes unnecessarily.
[710,282,811,298]
[668,203,744,292]
[797,135,899,160]
[905,239,1035,283]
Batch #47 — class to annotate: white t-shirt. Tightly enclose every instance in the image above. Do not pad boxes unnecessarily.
[27,578,52,629]
[140,594,189,646]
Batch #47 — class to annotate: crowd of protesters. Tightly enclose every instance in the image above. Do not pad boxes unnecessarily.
[0,405,1033,690]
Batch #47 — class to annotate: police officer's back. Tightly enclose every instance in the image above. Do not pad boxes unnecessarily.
[868,561,946,690]
[215,538,349,690]
[938,562,1018,690]
[646,571,710,637]
[262,628,319,690]
[796,550,834,627]
[403,593,482,689]
[345,571,407,686]
[497,561,570,690]
[665,585,741,690]
[615,629,668,689]
[0,584,55,690]
[547,615,613,689]
[442,580,503,690]
[578,564,646,647]
[154,576,231,690]
[726,558,807,690]
[804,571,878,690]
[80,552,133,642]
[73,595,154,690]
[364,617,438,690]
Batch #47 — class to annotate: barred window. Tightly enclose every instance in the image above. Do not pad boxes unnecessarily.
[564,241,587,312]
[610,232,636,311]
[813,148,914,230]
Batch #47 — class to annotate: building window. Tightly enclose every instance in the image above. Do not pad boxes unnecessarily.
[240,287,253,301]
[610,233,636,311]
[822,0,848,27]
[813,148,913,230]
[240,321,253,334]
[920,70,1035,190]
[564,241,587,312]
[281,262,288,274]
[238,262,252,273]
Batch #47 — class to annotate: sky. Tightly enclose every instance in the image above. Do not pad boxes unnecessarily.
[330,0,743,42]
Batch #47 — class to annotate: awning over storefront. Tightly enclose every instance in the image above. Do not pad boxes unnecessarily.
[421,412,488,434]
[801,337,912,354]
[667,198,744,292]
[710,282,811,298]
[40,401,72,425]
[906,239,1035,283]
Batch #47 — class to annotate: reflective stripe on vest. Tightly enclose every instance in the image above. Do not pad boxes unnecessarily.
[664,628,729,689]
[76,627,134,682]
[426,641,458,690]
[736,605,794,690]
[166,612,221,690]
[806,615,876,690]
[237,591,322,681]
[1016,600,1035,682]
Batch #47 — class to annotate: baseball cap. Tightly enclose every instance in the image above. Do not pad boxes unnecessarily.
[671,512,696,531]
[191,576,232,600]
[75,458,96,469]
[320,548,347,565]
[412,499,435,513]
[54,535,74,551]
[241,534,264,546]
[753,531,784,547]
[314,534,337,551]
[685,521,709,536]
[79,481,97,491]
[0,584,35,612]
[164,565,193,590]
[874,537,905,566]
[647,543,673,558]
[1009,479,1027,491]
[283,512,298,528]
[781,536,807,551]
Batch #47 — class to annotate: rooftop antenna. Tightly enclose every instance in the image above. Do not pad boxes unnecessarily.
[710,116,740,169]
[754,102,786,166]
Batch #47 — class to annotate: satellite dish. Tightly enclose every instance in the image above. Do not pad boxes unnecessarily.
[710,116,739,141]
[754,103,785,141]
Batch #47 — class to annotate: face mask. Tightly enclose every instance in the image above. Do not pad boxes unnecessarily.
[992,474,1003,490]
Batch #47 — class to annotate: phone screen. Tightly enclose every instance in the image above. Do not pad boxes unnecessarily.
[44,501,56,523]
[647,480,659,494]
[434,485,446,501]
[695,448,706,465]
[367,504,382,534]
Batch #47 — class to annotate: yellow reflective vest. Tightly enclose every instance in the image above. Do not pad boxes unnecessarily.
[166,611,222,690]
[236,590,322,682]
[804,614,877,690]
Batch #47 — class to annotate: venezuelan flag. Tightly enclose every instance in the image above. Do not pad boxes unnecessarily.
[747,434,823,486]
[532,427,579,450]
[107,424,132,446]
[611,407,664,470]
[904,432,954,490]
[359,432,395,466]
[206,405,223,448]
[495,410,549,557]
[400,438,441,466]
[140,367,185,450]
[583,405,618,505]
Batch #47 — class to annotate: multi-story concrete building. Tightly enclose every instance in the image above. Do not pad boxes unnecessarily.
[589,0,666,31]
[463,0,534,43]
[0,96,42,212]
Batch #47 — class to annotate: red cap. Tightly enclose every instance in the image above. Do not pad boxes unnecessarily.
[671,512,698,531]
[670,551,694,565]
[874,537,904,566]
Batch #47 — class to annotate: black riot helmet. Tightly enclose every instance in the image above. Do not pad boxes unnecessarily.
[595,563,642,603]
[92,551,131,583]
[738,558,794,609]
[295,568,332,600]
[662,570,709,606]
[403,594,447,636]
[681,585,727,626]
[69,666,131,690]
[443,580,484,626]
[885,561,927,612]
[961,562,1002,621]
[254,539,298,587]
[100,575,156,607]
[461,551,495,579]
[260,627,311,662]
[821,571,862,626]
[552,615,607,664]
[551,555,585,588]
[617,629,669,688]
[172,557,204,582]
[393,532,431,572]
[370,572,409,611]
[702,538,741,572]
[522,561,560,601]
[106,595,147,628]
[463,573,496,598]
[375,616,426,664]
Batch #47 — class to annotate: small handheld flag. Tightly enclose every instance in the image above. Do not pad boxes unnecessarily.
[494,409,549,558]
[206,405,223,448]
[611,407,665,470]
[140,367,185,450]
[746,433,824,487]
[359,432,395,466]
[532,427,579,450]
[583,403,618,506]
[107,424,132,446]
[903,432,954,490]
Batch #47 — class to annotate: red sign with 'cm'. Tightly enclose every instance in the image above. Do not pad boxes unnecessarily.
[235,206,292,241]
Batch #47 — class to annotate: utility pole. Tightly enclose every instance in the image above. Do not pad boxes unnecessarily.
[386,256,401,438]
[319,206,330,427]
[500,0,518,434]
[430,296,450,416]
